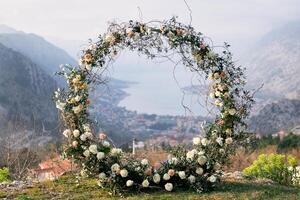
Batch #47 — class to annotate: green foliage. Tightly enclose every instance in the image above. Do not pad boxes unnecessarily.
[243,154,299,186]
[0,167,10,182]
[278,134,300,150]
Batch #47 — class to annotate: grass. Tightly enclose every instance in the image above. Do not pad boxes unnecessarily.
[1,174,300,200]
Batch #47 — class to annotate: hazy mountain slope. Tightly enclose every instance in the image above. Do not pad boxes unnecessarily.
[0,28,76,82]
[245,21,300,100]
[0,43,58,137]
[249,99,300,135]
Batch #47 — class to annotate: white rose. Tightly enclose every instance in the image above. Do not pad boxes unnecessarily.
[186,149,197,160]
[178,171,186,179]
[215,91,221,97]
[126,180,134,187]
[193,137,201,145]
[85,64,92,71]
[88,145,98,154]
[141,159,149,166]
[164,183,173,192]
[111,148,122,156]
[56,101,66,111]
[188,175,196,183]
[63,129,72,138]
[142,179,149,188]
[168,157,178,165]
[197,156,207,165]
[208,175,217,183]
[111,163,120,173]
[196,167,204,175]
[215,99,223,107]
[163,173,170,181]
[219,148,225,154]
[216,137,223,146]
[228,108,236,115]
[80,134,87,141]
[102,141,110,147]
[72,141,78,147]
[153,174,161,184]
[120,169,128,178]
[225,137,233,145]
[83,150,90,157]
[99,172,106,179]
[72,104,83,114]
[209,93,215,99]
[201,138,208,146]
[97,152,105,160]
[74,95,81,102]
[84,132,93,139]
[214,162,221,170]
[73,129,80,137]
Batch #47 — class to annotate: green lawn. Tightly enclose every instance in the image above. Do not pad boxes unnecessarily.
[1,175,300,200]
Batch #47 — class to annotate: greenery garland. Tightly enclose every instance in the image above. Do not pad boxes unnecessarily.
[54,17,254,195]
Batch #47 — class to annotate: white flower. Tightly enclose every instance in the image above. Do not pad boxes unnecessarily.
[188,175,196,183]
[111,163,120,173]
[63,129,72,138]
[110,148,122,156]
[164,183,173,192]
[88,145,98,154]
[72,104,83,114]
[84,132,93,139]
[83,124,91,132]
[225,128,232,135]
[186,149,198,160]
[213,72,220,79]
[201,138,208,146]
[153,174,161,184]
[193,137,201,145]
[197,156,207,165]
[141,159,149,166]
[215,100,223,107]
[209,93,215,99]
[74,95,81,102]
[215,91,221,97]
[97,152,105,160]
[120,169,128,178]
[198,151,205,156]
[73,129,80,137]
[219,148,225,154]
[80,134,87,141]
[196,167,204,175]
[102,141,110,147]
[85,64,92,71]
[178,171,186,179]
[216,137,223,146]
[214,162,221,170]
[72,141,78,147]
[163,173,170,181]
[126,180,134,187]
[99,172,106,179]
[56,101,66,111]
[168,157,178,165]
[142,179,149,188]
[228,108,236,115]
[225,137,233,145]
[105,33,116,44]
[208,73,214,80]
[208,175,217,183]
[83,150,90,157]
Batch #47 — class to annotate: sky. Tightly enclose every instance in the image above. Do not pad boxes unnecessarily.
[1,0,300,53]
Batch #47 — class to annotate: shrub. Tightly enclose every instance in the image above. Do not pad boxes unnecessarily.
[243,153,299,186]
[0,168,10,182]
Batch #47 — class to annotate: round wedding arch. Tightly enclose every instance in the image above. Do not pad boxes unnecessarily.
[54,17,254,195]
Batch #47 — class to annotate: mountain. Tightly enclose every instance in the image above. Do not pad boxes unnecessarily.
[0,26,76,83]
[0,43,58,139]
[245,21,300,100]
[249,99,300,135]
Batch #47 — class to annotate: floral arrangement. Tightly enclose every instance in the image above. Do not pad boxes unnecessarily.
[54,17,254,195]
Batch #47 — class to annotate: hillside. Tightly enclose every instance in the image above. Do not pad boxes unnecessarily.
[245,21,300,100]
[0,26,76,83]
[0,43,58,138]
[249,99,300,135]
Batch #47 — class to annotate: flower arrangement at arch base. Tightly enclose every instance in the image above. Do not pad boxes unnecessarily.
[54,17,254,196]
